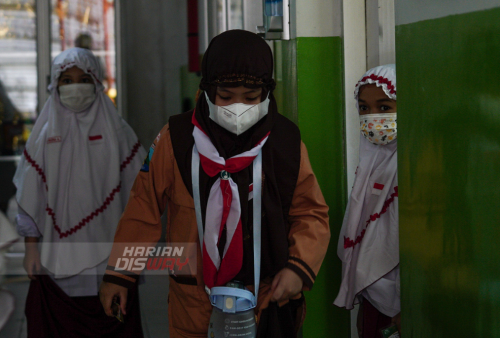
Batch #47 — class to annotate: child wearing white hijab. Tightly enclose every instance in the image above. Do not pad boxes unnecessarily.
[13,47,145,336]
[334,65,400,337]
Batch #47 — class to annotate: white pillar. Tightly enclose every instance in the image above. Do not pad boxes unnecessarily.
[35,0,51,113]
[343,0,366,195]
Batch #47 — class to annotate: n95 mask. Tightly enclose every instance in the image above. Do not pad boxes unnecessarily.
[59,83,96,112]
[360,113,397,145]
[205,92,270,135]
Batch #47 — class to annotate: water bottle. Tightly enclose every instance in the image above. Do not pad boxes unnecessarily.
[207,281,257,338]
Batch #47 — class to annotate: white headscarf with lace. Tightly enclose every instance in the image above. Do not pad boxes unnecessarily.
[334,64,400,315]
[14,48,145,278]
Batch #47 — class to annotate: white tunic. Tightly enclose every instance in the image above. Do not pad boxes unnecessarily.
[13,48,145,292]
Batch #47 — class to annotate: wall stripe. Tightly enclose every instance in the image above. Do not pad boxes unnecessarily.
[295,36,348,337]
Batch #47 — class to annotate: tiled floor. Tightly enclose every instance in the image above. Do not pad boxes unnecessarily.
[0,278,28,338]
[0,275,170,338]
[139,275,170,337]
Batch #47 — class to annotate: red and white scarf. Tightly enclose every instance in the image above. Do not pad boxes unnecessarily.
[192,122,269,289]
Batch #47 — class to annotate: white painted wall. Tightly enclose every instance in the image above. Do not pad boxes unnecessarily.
[366,0,395,69]
[243,0,263,34]
[396,0,500,25]
[295,0,342,37]
[119,1,188,147]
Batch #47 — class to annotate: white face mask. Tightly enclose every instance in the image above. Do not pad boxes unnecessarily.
[360,113,397,145]
[205,92,270,135]
[59,83,96,112]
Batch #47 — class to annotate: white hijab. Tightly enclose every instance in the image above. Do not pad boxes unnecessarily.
[13,48,145,278]
[334,64,399,310]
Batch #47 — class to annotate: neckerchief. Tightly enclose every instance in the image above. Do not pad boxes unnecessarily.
[192,113,269,288]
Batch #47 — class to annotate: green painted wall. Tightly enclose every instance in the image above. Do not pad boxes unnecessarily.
[274,39,298,124]
[397,7,500,337]
[297,36,348,338]
[275,36,349,337]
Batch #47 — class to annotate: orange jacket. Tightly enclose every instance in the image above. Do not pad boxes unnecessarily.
[104,123,330,336]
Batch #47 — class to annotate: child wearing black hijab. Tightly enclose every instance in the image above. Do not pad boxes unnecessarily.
[100,30,330,337]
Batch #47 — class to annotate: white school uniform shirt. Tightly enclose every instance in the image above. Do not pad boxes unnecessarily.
[13,48,145,295]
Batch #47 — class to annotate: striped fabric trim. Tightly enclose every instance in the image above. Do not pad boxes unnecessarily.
[104,269,139,282]
[288,256,317,281]
[102,274,136,289]
[286,261,314,290]
[106,265,140,280]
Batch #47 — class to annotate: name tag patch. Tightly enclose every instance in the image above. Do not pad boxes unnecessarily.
[89,135,103,141]
[89,135,103,145]
[47,136,62,144]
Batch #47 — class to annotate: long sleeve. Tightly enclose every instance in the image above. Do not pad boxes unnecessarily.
[285,141,331,290]
[103,124,174,288]
[16,205,42,238]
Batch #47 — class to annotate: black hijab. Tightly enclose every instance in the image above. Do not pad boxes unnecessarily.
[200,29,276,92]
[195,29,276,159]
[169,29,301,286]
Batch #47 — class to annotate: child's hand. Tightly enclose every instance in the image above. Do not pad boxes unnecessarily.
[391,312,401,335]
[270,267,303,303]
[99,281,129,316]
[24,237,41,280]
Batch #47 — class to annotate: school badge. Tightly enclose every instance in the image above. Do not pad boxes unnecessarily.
[140,146,154,172]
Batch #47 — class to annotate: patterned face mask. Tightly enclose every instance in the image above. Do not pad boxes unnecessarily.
[360,113,397,145]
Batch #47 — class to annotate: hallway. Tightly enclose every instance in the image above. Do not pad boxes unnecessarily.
[0,274,170,338]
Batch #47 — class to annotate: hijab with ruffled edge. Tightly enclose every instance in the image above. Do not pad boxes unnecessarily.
[334,64,399,311]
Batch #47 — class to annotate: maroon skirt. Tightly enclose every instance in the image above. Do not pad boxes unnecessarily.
[360,297,392,338]
[25,275,143,338]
